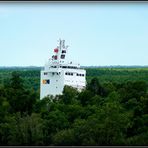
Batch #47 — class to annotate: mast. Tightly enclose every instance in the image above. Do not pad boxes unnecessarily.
[50,39,70,66]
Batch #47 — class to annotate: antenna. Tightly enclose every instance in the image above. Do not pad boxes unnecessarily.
[59,38,62,50]
[62,40,65,48]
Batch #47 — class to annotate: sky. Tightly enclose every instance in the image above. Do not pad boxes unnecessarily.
[0,2,148,67]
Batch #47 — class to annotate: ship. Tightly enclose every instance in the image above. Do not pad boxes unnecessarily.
[40,39,86,99]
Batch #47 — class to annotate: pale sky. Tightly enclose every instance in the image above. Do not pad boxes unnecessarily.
[0,2,148,66]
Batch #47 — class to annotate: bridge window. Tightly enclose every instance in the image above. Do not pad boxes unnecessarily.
[76,73,84,76]
[61,54,65,59]
[62,50,66,53]
[65,72,74,76]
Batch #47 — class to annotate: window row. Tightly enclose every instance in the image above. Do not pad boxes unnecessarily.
[77,73,85,77]
[60,66,78,69]
[52,72,61,75]
[44,72,84,77]
[65,72,73,76]
[51,66,57,68]
[65,72,85,77]
[50,66,78,69]
[44,72,61,75]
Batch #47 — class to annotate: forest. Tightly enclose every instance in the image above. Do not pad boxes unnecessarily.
[0,67,148,146]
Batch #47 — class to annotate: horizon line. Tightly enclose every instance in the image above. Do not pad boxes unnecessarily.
[0,65,148,67]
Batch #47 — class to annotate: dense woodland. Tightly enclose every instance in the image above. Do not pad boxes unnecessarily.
[0,67,148,145]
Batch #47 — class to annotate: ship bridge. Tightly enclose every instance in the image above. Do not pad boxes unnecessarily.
[40,39,86,99]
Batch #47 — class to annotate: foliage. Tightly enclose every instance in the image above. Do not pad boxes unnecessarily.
[0,67,148,145]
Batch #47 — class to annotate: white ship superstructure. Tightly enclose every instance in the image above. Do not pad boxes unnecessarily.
[40,39,86,99]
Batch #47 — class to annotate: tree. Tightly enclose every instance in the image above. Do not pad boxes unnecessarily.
[78,90,93,106]
[42,110,69,145]
[61,85,78,104]
[0,85,10,122]
[83,101,131,145]
[6,71,37,115]
[8,113,44,145]
[10,71,24,90]
[87,77,107,97]
[52,129,76,145]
